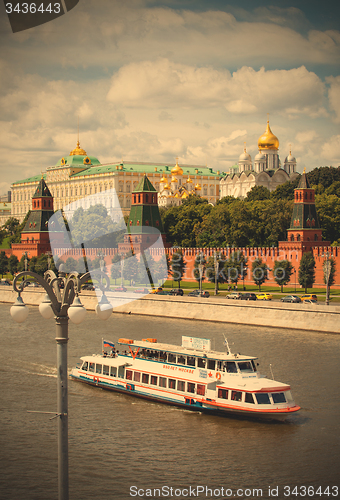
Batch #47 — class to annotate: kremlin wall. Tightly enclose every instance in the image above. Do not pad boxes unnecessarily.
[4,119,340,290]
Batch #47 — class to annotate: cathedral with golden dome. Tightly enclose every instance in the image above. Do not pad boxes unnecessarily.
[220,120,299,199]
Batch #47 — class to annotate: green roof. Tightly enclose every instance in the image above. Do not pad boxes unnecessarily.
[12,174,45,185]
[54,155,101,168]
[133,175,157,193]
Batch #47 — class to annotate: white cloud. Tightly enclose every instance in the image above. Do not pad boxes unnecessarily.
[107,59,326,118]
[321,135,340,165]
[326,75,340,123]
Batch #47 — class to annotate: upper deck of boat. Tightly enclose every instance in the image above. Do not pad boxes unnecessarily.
[117,339,257,362]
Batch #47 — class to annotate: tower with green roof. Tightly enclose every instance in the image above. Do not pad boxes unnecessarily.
[119,174,170,254]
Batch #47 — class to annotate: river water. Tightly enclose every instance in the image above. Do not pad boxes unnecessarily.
[0,303,339,500]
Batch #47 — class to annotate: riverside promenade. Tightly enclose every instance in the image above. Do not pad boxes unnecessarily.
[1,288,339,334]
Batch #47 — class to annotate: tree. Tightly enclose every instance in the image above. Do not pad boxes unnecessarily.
[170,250,186,289]
[251,258,269,291]
[224,251,247,287]
[0,251,9,277]
[273,260,293,292]
[8,255,19,276]
[123,250,139,286]
[206,252,227,294]
[245,185,270,201]
[298,252,316,292]
[193,252,206,290]
[111,253,121,284]
[65,257,78,273]
[270,178,300,200]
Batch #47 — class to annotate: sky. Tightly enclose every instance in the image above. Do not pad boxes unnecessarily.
[0,0,339,195]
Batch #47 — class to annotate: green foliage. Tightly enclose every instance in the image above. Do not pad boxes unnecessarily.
[205,252,228,287]
[251,258,269,291]
[324,181,340,197]
[298,252,316,292]
[245,185,270,201]
[193,252,206,284]
[273,259,294,292]
[315,194,340,244]
[170,249,186,287]
[0,251,9,277]
[224,251,247,284]
[323,257,336,287]
[307,167,340,190]
[111,253,122,283]
[8,254,19,275]
[69,204,125,248]
[270,177,300,200]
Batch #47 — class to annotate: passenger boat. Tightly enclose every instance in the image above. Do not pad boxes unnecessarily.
[70,336,300,420]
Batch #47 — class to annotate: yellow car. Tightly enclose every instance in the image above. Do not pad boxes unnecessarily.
[256,293,273,300]
[301,294,317,302]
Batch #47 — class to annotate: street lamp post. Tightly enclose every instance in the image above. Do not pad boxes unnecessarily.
[10,267,112,500]
[214,253,218,296]
[321,251,331,305]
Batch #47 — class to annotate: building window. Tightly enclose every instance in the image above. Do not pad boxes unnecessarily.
[197,384,205,396]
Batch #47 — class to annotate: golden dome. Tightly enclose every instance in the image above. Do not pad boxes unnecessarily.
[164,183,171,190]
[195,183,201,190]
[171,176,178,183]
[171,158,183,176]
[175,193,180,198]
[160,174,167,183]
[186,176,193,184]
[70,140,87,156]
[258,121,279,150]
[181,192,189,198]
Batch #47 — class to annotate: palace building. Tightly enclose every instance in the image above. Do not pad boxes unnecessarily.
[11,141,221,223]
[220,120,299,199]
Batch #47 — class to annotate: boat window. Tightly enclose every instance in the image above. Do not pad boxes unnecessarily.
[217,361,223,371]
[218,389,228,399]
[134,372,141,382]
[118,366,125,379]
[103,365,109,376]
[186,356,196,367]
[251,360,257,372]
[197,384,205,396]
[255,393,271,404]
[110,366,117,377]
[207,359,215,370]
[142,373,149,384]
[151,376,158,385]
[272,392,286,404]
[168,378,176,389]
[231,391,242,402]
[238,361,254,373]
[89,362,95,373]
[245,393,255,404]
[96,364,102,374]
[177,380,185,391]
[126,370,133,380]
[226,362,238,373]
[187,382,195,393]
[197,358,206,368]
[159,377,167,388]
[161,352,167,362]
[177,355,186,365]
[168,353,176,363]
[81,361,88,371]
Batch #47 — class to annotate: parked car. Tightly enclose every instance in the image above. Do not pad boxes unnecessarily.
[239,293,257,301]
[156,290,172,295]
[256,293,273,301]
[0,279,11,286]
[113,286,127,292]
[226,292,242,299]
[133,288,150,294]
[170,288,184,296]
[27,282,41,288]
[188,290,210,298]
[82,283,95,291]
[303,299,317,304]
[281,295,301,303]
[301,294,317,302]
[151,287,163,294]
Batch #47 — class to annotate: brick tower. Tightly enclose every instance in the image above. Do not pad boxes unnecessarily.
[279,170,329,254]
